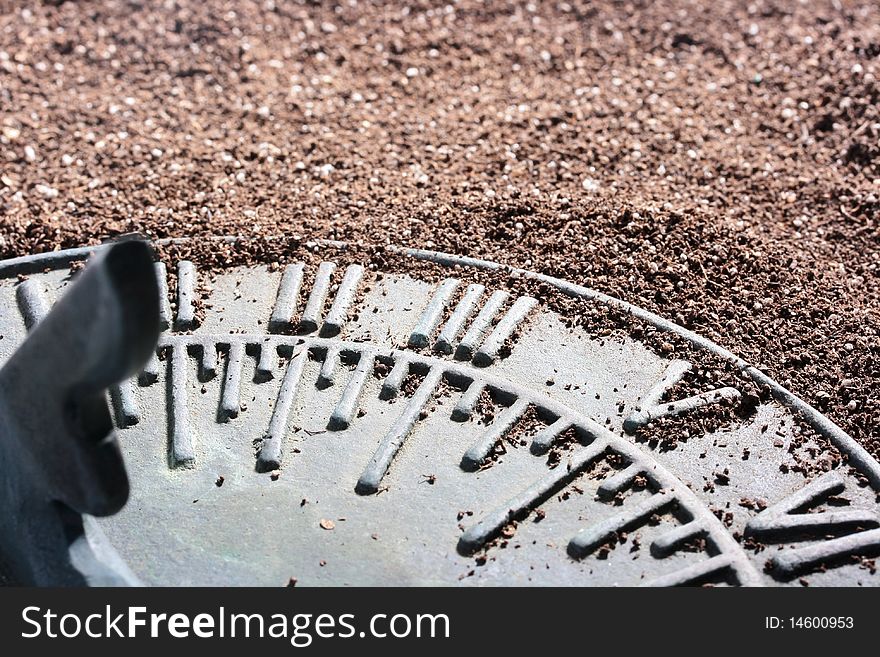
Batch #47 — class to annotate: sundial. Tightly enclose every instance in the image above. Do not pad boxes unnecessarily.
[0,239,878,586]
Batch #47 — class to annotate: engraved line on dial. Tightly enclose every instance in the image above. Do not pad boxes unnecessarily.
[268,263,304,333]
[379,356,410,400]
[641,554,736,587]
[321,264,364,337]
[220,341,246,420]
[154,262,172,331]
[257,348,307,472]
[16,278,50,330]
[451,380,484,421]
[317,345,341,388]
[742,471,880,578]
[623,359,741,434]
[355,367,443,495]
[142,334,764,586]
[409,278,459,348]
[300,261,336,334]
[460,398,529,471]
[567,491,675,558]
[745,471,879,541]
[651,520,707,558]
[174,260,196,331]
[457,438,610,555]
[435,283,484,354]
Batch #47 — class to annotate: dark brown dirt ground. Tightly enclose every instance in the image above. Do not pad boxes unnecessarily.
[0,1,878,457]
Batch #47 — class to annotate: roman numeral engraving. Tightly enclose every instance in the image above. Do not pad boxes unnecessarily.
[473,295,537,367]
[268,263,304,333]
[268,261,363,336]
[568,491,675,558]
[745,472,878,540]
[744,472,880,577]
[623,360,740,434]
[458,439,609,555]
[435,284,484,354]
[409,280,537,366]
[457,290,508,360]
[409,278,459,348]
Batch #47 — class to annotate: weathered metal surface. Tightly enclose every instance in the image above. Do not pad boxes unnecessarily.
[0,241,878,586]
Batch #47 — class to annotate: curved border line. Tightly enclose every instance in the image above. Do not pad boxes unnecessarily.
[2,239,877,490]
[396,246,880,490]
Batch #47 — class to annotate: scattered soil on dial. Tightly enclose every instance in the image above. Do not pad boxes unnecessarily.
[0,1,878,459]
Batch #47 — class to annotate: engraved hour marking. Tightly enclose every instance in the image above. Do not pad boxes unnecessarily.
[256,340,275,379]
[451,381,484,421]
[473,295,537,367]
[568,491,674,558]
[771,528,880,577]
[529,416,571,455]
[597,463,645,499]
[643,555,736,587]
[16,279,50,330]
[140,349,161,385]
[356,367,443,495]
[155,262,172,331]
[456,290,508,361]
[461,398,528,471]
[175,260,196,330]
[623,360,741,433]
[318,345,341,388]
[110,379,140,428]
[169,342,194,466]
[651,521,706,558]
[257,350,307,471]
[458,438,609,554]
[269,263,304,333]
[322,264,363,337]
[745,472,879,541]
[380,357,410,400]
[220,341,245,420]
[328,352,373,430]
[198,340,217,379]
[435,283,484,354]
[409,278,459,348]
[299,262,336,333]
